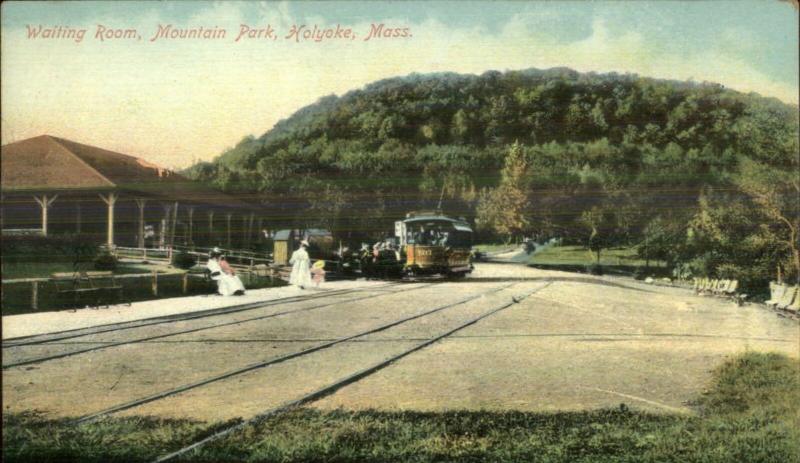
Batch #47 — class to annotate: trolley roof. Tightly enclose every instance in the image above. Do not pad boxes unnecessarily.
[402,215,473,232]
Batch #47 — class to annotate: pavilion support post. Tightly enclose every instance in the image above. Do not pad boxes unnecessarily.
[247,213,255,247]
[207,210,215,246]
[98,193,118,247]
[187,207,195,248]
[169,201,179,248]
[161,203,172,248]
[257,218,264,244]
[31,281,39,310]
[226,213,232,249]
[134,198,147,249]
[33,194,58,237]
[75,200,82,234]
[241,214,248,247]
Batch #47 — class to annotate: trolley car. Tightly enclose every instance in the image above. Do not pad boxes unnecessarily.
[396,212,474,278]
[287,213,474,280]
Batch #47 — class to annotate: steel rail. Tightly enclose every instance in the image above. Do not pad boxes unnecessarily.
[74,283,514,424]
[3,283,427,369]
[3,283,399,347]
[151,280,552,463]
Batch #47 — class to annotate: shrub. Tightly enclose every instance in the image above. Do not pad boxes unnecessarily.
[686,253,718,279]
[172,251,197,270]
[633,267,647,280]
[586,263,604,275]
[1,234,97,264]
[716,263,771,298]
[93,252,118,271]
[672,262,693,281]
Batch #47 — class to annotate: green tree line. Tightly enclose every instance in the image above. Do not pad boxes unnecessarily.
[185,68,799,289]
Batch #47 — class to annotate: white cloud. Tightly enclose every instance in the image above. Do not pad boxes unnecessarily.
[2,3,797,169]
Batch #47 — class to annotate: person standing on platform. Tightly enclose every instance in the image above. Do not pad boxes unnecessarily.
[311,260,326,287]
[289,240,312,289]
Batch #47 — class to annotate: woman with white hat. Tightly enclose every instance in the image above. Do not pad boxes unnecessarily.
[207,247,246,296]
[289,240,312,289]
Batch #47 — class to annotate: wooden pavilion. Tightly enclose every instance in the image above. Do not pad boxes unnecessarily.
[1,135,265,250]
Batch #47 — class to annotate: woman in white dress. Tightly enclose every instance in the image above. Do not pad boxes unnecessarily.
[289,240,313,289]
[206,248,246,296]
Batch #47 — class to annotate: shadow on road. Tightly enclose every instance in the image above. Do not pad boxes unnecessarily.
[465,275,656,293]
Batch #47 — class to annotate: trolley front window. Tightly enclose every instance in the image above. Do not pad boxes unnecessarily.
[405,221,472,248]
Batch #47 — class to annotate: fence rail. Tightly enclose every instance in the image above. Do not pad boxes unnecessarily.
[1,228,45,237]
[2,266,282,310]
[112,245,273,268]
[2,245,293,313]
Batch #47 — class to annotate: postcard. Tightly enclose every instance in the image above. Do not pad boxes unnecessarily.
[2,1,798,462]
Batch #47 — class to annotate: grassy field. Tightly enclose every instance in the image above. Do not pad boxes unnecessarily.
[529,245,667,268]
[0,261,169,280]
[4,352,797,463]
[472,243,518,253]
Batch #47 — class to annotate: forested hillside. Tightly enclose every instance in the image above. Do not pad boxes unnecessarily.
[185,68,799,288]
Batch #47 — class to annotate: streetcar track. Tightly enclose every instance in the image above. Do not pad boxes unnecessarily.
[74,282,516,424]
[36,332,796,345]
[2,283,401,348]
[3,283,432,369]
[150,280,553,463]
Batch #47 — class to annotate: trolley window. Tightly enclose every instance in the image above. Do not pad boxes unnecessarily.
[405,220,472,247]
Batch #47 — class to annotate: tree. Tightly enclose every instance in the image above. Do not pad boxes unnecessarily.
[476,142,531,241]
[638,216,686,268]
[178,68,798,287]
[687,188,789,290]
[579,206,616,263]
[735,157,800,283]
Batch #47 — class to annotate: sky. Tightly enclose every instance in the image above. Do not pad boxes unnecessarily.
[2,0,798,169]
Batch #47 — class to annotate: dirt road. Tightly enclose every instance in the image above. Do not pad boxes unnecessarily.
[3,263,797,421]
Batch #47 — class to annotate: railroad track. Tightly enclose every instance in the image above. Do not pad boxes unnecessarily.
[3,282,422,369]
[73,282,516,424]
[148,280,553,463]
[2,283,399,347]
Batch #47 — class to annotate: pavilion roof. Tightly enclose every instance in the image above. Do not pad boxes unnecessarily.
[1,135,252,210]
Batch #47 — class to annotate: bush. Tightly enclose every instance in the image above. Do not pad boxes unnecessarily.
[586,263,604,275]
[1,234,97,264]
[633,267,647,280]
[172,251,197,270]
[672,262,693,281]
[93,253,118,271]
[716,263,771,299]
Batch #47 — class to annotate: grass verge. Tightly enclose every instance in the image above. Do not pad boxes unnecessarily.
[3,352,798,462]
[472,243,518,254]
[529,245,666,268]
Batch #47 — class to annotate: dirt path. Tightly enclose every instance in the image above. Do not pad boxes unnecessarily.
[316,265,798,413]
[3,264,797,421]
[2,281,511,419]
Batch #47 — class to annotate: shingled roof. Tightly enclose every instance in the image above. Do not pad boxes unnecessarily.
[1,135,251,209]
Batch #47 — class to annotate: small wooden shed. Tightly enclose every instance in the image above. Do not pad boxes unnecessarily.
[273,229,293,265]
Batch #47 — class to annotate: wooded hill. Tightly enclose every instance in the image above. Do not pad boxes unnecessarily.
[185,68,799,288]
